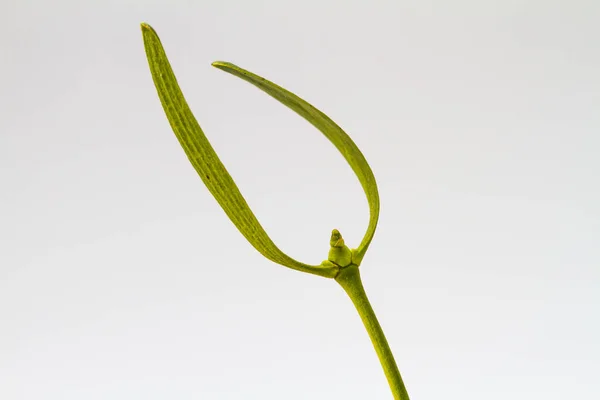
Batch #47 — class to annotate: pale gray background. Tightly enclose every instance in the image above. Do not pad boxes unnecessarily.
[1,1,599,399]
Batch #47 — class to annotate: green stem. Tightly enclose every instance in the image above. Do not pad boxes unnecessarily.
[335,265,410,400]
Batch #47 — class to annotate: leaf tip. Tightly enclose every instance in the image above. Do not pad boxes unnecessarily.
[211,61,226,70]
[140,22,153,32]
[211,61,240,72]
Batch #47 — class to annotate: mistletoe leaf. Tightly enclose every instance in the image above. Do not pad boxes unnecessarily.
[141,23,337,278]
[212,61,380,265]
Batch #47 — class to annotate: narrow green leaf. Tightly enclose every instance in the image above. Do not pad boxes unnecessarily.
[211,61,380,265]
[140,23,337,278]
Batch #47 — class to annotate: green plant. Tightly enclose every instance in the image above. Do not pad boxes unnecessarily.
[141,23,410,399]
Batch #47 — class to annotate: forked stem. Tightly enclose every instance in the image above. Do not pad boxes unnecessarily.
[335,265,410,400]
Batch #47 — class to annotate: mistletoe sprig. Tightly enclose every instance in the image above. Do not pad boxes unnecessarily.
[141,23,409,400]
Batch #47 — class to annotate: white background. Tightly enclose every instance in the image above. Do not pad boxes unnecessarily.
[1,1,599,399]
